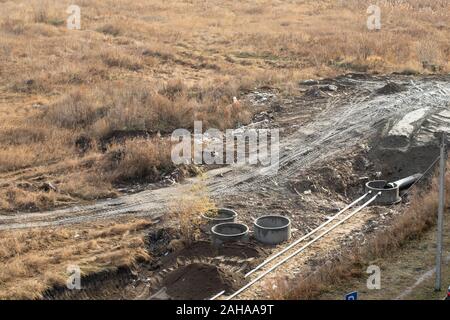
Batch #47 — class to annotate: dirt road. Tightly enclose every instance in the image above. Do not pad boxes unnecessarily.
[1,74,449,231]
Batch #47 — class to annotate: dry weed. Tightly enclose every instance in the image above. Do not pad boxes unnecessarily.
[169,182,216,244]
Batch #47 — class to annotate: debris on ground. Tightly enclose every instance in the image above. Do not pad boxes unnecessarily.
[376,82,406,95]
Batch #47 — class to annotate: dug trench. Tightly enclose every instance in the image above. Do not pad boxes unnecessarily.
[43,238,267,300]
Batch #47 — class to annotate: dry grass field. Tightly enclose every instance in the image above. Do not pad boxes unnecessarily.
[0,178,213,299]
[0,0,449,212]
[0,0,449,300]
[0,218,152,299]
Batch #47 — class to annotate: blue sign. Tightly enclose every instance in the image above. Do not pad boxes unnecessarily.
[345,291,358,300]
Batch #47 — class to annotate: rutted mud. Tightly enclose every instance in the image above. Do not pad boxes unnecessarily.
[1,74,448,231]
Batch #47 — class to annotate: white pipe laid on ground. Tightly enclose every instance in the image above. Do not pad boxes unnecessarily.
[245,191,371,278]
[211,191,372,300]
[224,192,381,300]
[209,290,226,300]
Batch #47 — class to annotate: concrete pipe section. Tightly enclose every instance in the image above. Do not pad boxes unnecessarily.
[254,215,291,245]
[365,180,401,205]
[201,208,237,233]
[211,222,249,246]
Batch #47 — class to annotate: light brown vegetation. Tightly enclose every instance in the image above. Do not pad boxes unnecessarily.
[0,0,448,300]
[0,219,153,299]
[169,182,216,244]
[0,0,449,211]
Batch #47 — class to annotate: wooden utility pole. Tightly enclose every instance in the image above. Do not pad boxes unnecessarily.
[435,131,447,291]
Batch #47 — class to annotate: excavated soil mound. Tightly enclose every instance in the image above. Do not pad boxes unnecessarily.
[376,82,406,95]
[289,150,373,199]
[163,263,245,300]
[161,240,263,265]
[369,144,440,181]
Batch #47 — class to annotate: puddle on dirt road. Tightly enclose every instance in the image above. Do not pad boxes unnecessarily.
[44,240,265,300]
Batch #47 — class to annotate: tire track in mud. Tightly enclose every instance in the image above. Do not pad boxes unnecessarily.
[208,78,450,194]
[1,76,449,230]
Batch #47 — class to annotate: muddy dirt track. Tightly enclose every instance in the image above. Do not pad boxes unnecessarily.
[0,74,449,231]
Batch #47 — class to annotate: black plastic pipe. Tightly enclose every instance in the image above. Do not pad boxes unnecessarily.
[387,173,422,190]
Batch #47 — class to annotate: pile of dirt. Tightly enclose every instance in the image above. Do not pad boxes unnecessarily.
[368,144,439,182]
[161,240,263,265]
[44,240,260,300]
[289,151,373,199]
[376,82,406,95]
[162,263,245,300]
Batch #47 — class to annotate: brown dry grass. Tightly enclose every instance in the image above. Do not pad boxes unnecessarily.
[0,0,449,211]
[269,161,450,299]
[0,0,448,300]
[103,138,174,183]
[0,218,153,299]
[169,182,216,245]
